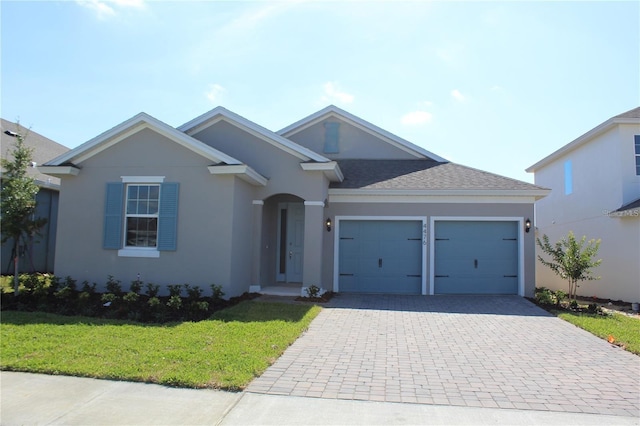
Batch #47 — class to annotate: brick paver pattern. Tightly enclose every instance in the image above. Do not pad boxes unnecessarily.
[247,295,640,417]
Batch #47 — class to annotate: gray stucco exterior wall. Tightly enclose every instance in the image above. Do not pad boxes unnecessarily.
[53,129,254,296]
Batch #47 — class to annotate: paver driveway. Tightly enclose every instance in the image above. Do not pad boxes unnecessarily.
[247,295,640,417]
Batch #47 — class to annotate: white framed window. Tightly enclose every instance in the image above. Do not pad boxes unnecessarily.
[635,135,640,176]
[124,184,160,248]
[103,177,179,258]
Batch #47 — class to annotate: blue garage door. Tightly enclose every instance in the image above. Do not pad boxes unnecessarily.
[434,221,518,294]
[339,220,422,294]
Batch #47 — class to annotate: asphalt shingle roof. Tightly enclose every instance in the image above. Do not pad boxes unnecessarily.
[1,118,70,187]
[331,159,546,191]
[613,107,640,119]
[615,197,640,213]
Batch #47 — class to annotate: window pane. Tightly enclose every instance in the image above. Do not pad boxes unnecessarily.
[128,186,138,200]
[149,186,160,199]
[148,201,158,214]
[126,217,157,247]
[139,185,149,199]
[127,200,137,215]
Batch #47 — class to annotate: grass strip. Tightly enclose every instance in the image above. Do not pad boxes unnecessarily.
[554,310,640,355]
[1,301,321,390]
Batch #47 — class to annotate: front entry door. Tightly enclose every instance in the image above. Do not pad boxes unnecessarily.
[277,203,304,282]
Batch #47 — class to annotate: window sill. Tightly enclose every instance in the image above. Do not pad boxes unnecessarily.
[118,248,160,258]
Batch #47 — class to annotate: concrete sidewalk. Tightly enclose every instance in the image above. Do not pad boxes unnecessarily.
[2,372,638,425]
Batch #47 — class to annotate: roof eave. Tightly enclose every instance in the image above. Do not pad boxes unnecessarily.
[45,113,241,167]
[180,107,331,163]
[300,161,344,182]
[37,165,81,176]
[207,164,268,186]
[527,116,640,173]
[329,188,550,199]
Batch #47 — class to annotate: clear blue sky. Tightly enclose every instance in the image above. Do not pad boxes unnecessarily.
[2,1,638,182]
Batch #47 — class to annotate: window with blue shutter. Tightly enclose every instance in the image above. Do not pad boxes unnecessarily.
[103,181,179,254]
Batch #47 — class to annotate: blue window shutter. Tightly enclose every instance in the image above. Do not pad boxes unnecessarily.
[103,183,123,249]
[158,183,179,251]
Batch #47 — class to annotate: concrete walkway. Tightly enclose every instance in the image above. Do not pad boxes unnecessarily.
[247,295,640,417]
[2,372,638,425]
[2,295,639,425]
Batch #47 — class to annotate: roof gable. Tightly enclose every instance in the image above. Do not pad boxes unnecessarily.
[178,106,331,163]
[527,106,640,173]
[45,113,242,167]
[278,105,447,162]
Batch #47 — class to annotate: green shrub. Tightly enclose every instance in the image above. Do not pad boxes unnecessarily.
[166,295,182,311]
[106,275,122,295]
[535,287,554,305]
[210,283,224,302]
[145,283,159,298]
[167,284,183,297]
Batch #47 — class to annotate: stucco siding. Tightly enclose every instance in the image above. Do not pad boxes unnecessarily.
[323,202,536,297]
[53,128,242,295]
[228,178,256,296]
[533,123,640,302]
[286,118,418,160]
[192,121,328,201]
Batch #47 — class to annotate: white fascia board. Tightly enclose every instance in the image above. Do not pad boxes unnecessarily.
[46,113,241,166]
[180,107,331,163]
[300,161,344,182]
[278,105,448,162]
[37,166,80,176]
[328,188,549,204]
[526,117,640,173]
[208,164,268,186]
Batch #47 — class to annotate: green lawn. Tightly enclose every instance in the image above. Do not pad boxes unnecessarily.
[554,310,640,355]
[1,301,321,390]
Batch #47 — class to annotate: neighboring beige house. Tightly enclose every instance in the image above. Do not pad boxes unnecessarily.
[41,106,548,297]
[1,119,69,273]
[527,107,640,303]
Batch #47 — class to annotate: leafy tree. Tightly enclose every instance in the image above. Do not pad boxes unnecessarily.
[536,232,602,301]
[1,126,47,294]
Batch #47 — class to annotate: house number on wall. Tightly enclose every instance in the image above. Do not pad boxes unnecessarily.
[422,223,427,246]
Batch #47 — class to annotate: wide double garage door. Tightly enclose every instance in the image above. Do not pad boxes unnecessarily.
[338,220,519,295]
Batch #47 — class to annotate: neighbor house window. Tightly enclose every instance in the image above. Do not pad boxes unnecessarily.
[103,177,179,258]
[564,160,572,195]
[125,184,159,247]
[635,135,640,176]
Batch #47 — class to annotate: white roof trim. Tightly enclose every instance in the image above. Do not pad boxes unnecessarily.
[45,113,242,167]
[178,106,331,163]
[278,105,448,162]
[526,115,640,173]
[300,161,344,182]
[329,188,549,200]
[37,165,80,176]
[208,164,268,186]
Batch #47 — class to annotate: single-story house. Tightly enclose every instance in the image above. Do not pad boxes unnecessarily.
[1,118,69,274]
[40,106,548,297]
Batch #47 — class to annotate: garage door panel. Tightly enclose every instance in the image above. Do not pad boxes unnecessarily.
[434,221,518,295]
[339,220,422,294]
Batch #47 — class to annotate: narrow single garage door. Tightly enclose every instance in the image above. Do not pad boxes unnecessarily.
[434,221,518,294]
[339,220,422,294]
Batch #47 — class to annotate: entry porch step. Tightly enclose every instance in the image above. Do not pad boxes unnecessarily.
[250,283,302,297]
